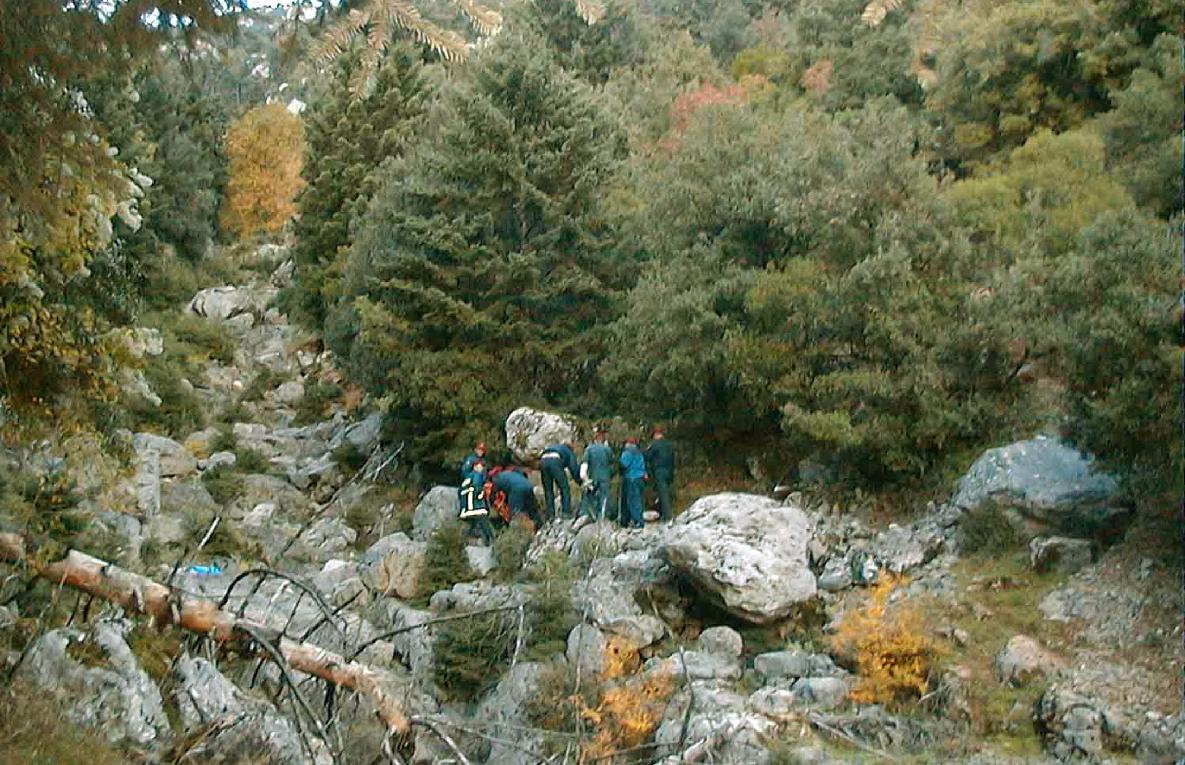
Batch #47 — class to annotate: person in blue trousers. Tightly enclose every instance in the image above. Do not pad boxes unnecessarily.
[579,430,614,521]
[619,436,647,529]
[540,440,579,521]
[458,461,493,545]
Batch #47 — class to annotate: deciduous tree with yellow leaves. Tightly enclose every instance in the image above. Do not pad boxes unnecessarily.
[220,104,305,239]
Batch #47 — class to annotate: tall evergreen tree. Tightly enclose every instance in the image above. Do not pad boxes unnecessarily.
[337,31,626,468]
[284,46,427,329]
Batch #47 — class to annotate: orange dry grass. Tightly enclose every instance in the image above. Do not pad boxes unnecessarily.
[573,669,676,761]
[831,576,941,707]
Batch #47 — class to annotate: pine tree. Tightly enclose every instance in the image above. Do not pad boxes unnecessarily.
[337,31,626,469]
[284,46,427,329]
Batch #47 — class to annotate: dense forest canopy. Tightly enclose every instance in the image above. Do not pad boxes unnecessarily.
[0,0,1180,493]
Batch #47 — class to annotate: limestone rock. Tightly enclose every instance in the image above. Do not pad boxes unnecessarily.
[359,532,426,599]
[754,650,840,682]
[1029,536,1093,574]
[1036,687,1105,761]
[173,654,331,765]
[466,545,495,577]
[995,635,1063,685]
[504,407,578,462]
[792,676,849,709]
[201,450,237,471]
[658,493,816,624]
[696,626,744,657]
[655,682,776,763]
[16,618,170,749]
[475,662,547,765]
[161,479,218,517]
[566,623,609,677]
[273,379,304,406]
[187,285,274,321]
[952,436,1129,537]
[412,486,459,540]
[135,431,196,478]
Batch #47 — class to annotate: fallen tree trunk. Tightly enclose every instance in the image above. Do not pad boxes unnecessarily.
[0,532,409,734]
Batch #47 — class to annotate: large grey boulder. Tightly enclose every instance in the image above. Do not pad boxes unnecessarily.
[505,407,578,462]
[16,618,170,749]
[658,493,816,624]
[359,532,427,599]
[161,479,219,516]
[412,486,459,540]
[187,285,274,321]
[173,654,332,765]
[951,436,1128,537]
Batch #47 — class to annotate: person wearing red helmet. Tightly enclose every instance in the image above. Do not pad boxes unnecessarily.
[460,441,487,482]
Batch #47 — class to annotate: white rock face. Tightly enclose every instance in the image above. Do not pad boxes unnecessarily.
[17,618,171,749]
[359,533,427,599]
[659,493,817,624]
[412,486,459,540]
[188,285,275,321]
[504,406,578,462]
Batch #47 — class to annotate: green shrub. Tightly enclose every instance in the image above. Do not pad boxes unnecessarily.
[0,460,87,545]
[209,426,237,453]
[168,313,237,365]
[418,521,472,598]
[332,441,368,473]
[201,465,245,506]
[433,609,517,700]
[492,515,534,582]
[959,501,1026,555]
[293,382,343,426]
[524,549,579,659]
[233,446,271,474]
[239,368,285,402]
[128,354,207,437]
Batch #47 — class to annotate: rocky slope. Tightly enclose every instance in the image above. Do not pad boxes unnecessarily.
[0,243,1180,765]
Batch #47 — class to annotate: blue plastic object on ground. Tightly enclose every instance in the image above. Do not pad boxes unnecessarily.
[188,564,223,576]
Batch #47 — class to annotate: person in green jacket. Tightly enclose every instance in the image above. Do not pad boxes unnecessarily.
[645,427,676,521]
[578,430,614,521]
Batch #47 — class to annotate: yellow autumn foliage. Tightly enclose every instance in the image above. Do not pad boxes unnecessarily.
[831,576,942,708]
[573,668,676,761]
[219,104,305,239]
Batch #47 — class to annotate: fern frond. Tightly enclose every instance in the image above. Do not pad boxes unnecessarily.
[573,0,606,24]
[453,0,503,36]
[861,0,904,27]
[313,8,370,63]
[379,0,470,62]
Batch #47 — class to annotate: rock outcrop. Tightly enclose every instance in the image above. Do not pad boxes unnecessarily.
[504,407,578,463]
[951,436,1129,537]
[659,493,816,624]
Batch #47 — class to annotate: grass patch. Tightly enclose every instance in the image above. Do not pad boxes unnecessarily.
[921,550,1071,741]
[127,624,184,682]
[342,486,416,550]
[0,682,128,765]
[209,426,237,453]
[239,368,286,403]
[331,441,368,473]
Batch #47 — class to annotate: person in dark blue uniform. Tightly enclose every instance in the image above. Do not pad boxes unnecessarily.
[539,440,579,521]
[644,427,676,521]
[492,468,543,528]
[579,430,614,521]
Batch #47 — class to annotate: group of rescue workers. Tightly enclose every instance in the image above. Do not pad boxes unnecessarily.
[456,428,676,544]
